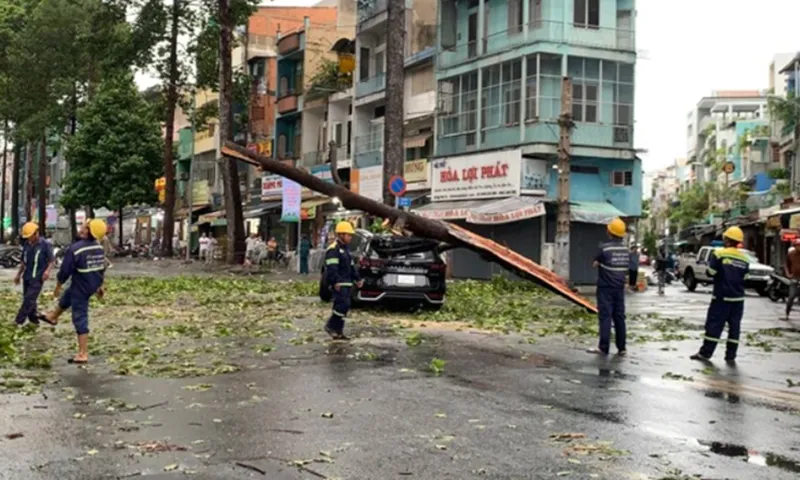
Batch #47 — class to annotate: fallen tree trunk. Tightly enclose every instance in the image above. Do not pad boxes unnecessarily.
[222,142,597,313]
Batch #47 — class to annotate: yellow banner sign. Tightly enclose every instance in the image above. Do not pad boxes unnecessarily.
[404,159,429,184]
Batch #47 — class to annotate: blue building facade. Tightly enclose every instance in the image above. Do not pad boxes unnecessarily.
[274,26,306,163]
[427,0,641,283]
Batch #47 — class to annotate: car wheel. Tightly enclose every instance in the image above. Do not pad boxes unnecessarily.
[767,283,781,302]
[684,270,697,292]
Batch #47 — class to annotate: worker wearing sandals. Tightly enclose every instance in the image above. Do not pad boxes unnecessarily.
[323,221,363,340]
[38,219,108,365]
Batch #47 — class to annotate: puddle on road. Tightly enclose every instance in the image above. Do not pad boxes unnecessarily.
[697,440,800,473]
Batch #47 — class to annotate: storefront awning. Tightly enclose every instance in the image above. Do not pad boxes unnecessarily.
[570,201,627,225]
[243,201,281,219]
[301,198,331,210]
[403,133,432,149]
[175,205,209,220]
[195,210,225,225]
[414,200,491,221]
[467,196,545,225]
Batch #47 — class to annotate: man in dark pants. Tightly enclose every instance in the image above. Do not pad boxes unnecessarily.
[14,222,54,326]
[324,221,363,340]
[627,245,639,292]
[588,217,628,356]
[783,238,800,320]
[691,227,749,364]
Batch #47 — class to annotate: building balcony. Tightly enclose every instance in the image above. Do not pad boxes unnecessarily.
[438,20,636,70]
[355,73,386,98]
[354,132,384,168]
[276,94,300,115]
[277,31,303,56]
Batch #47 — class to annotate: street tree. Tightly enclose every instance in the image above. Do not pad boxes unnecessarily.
[61,73,164,245]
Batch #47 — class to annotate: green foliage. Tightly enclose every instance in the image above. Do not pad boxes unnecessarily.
[769,168,789,180]
[305,59,353,102]
[61,73,164,210]
[669,183,710,229]
[768,93,800,137]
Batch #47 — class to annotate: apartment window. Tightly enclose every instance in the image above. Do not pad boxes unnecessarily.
[601,60,634,143]
[411,66,434,96]
[277,134,287,158]
[525,56,538,121]
[438,72,478,145]
[508,0,524,33]
[611,170,633,187]
[502,60,522,125]
[481,65,501,130]
[359,47,370,81]
[569,57,599,123]
[374,49,385,76]
[333,123,343,146]
[279,76,289,96]
[574,0,599,28]
[530,0,543,28]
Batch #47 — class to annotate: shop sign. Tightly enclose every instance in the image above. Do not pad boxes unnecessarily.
[404,159,429,188]
[281,179,302,223]
[431,149,521,201]
[416,207,470,220]
[262,175,283,197]
[520,158,549,192]
[352,165,383,202]
[467,202,545,225]
[790,214,800,230]
[780,229,799,242]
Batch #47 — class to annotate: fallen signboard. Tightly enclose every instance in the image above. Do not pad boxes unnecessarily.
[222,142,597,313]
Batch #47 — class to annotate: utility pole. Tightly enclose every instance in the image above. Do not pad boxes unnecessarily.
[185,93,196,261]
[1,119,7,243]
[555,77,574,281]
[11,143,20,241]
[382,0,406,205]
[37,135,46,234]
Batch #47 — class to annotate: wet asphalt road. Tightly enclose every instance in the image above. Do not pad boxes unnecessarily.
[1,273,800,479]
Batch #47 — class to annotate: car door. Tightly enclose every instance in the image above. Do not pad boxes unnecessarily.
[697,248,712,278]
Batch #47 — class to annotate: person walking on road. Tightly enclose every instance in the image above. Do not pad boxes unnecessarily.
[299,234,311,275]
[690,227,749,364]
[323,222,363,340]
[198,233,209,261]
[783,238,800,321]
[588,217,628,356]
[14,222,54,326]
[628,245,639,292]
[39,219,108,365]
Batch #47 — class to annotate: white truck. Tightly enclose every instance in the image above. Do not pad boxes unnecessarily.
[679,246,774,296]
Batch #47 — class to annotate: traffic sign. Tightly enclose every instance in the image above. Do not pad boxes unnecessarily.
[388,175,407,196]
[398,197,412,208]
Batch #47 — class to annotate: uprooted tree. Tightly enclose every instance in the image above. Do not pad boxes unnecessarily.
[221,142,598,313]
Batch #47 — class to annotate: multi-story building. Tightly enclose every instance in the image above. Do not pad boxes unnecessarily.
[418,0,640,284]
[772,53,800,193]
[350,0,438,204]
[650,163,680,235]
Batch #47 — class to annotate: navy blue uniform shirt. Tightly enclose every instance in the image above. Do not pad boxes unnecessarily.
[707,247,750,301]
[22,238,54,282]
[57,239,106,296]
[595,239,629,289]
[324,240,360,288]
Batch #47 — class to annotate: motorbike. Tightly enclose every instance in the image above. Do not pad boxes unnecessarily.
[52,244,64,267]
[766,272,792,302]
[0,245,22,269]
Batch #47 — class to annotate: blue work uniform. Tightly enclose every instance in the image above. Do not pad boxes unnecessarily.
[56,239,106,335]
[698,247,749,360]
[15,238,54,325]
[594,239,628,354]
[324,239,360,334]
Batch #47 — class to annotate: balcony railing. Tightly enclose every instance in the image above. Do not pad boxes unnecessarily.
[354,131,384,154]
[355,73,386,98]
[438,20,636,70]
[277,32,302,56]
[277,94,299,114]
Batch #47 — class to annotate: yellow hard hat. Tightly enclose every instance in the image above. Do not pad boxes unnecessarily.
[21,222,38,239]
[723,226,744,243]
[335,221,355,235]
[87,219,107,240]
[607,217,626,237]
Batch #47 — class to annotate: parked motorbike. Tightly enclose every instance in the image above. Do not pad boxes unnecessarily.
[766,272,792,303]
[52,244,64,267]
[0,246,22,269]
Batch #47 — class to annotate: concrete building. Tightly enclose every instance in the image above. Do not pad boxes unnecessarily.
[350,0,438,205]
[417,0,640,284]
[650,162,680,236]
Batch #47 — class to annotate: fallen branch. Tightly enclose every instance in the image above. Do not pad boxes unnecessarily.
[138,401,168,411]
[235,462,266,475]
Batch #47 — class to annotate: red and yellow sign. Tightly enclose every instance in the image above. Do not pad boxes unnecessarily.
[155,177,166,204]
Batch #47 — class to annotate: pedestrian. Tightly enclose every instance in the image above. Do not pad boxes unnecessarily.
[627,245,639,292]
[207,236,217,264]
[655,246,669,295]
[588,217,628,356]
[199,233,209,261]
[783,238,800,321]
[267,236,278,269]
[245,232,258,267]
[690,227,749,364]
[13,222,54,326]
[299,234,311,275]
[323,221,363,340]
[38,219,108,365]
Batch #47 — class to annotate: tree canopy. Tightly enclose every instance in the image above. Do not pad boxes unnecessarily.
[61,73,163,210]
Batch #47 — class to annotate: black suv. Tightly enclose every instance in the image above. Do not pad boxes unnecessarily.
[319,229,447,309]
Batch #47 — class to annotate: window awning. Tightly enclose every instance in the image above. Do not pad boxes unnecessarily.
[414,197,545,224]
[570,201,627,225]
[467,196,545,225]
[403,133,432,149]
[243,201,281,219]
[195,210,225,225]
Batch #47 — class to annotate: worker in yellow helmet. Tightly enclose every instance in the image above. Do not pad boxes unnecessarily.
[691,226,749,364]
[13,222,54,326]
[39,219,108,365]
[323,221,363,340]
[588,217,628,356]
